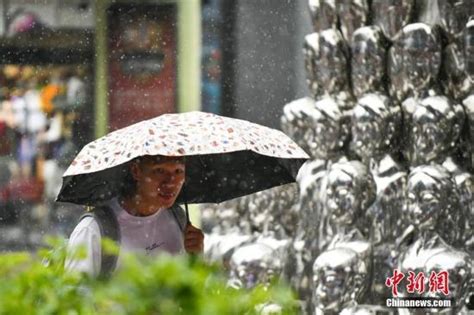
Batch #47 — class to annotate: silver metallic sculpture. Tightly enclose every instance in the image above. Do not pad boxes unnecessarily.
[407,96,473,231]
[337,0,369,44]
[312,246,369,314]
[424,249,472,314]
[304,33,323,99]
[404,165,465,248]
[284,96,351,179]
[395,165,473,313]
[210,1,474,312]
[371,0,416,40]
[408,95,464,166]
[315,29,353,106]
[463,93,474,174]
[397,236,472,313]
[418,0,474,41]
[228,242,283,290]
[390,23,442,101]
[320,160,376,246]
[444,19,474,101]
[308,0,337,33]
[350,95,408,302]
[351,26,388,98]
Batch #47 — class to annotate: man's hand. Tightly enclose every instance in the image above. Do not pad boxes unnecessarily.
[184,224,204,254]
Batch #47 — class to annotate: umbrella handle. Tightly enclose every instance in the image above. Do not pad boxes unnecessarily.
[183,184,191,225]
[184,201,191,225]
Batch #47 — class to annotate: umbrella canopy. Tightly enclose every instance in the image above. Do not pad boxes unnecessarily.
[57,111,309,206]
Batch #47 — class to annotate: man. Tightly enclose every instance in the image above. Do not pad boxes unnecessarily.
[65,155,205,277]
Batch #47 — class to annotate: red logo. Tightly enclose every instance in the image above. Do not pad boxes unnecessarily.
[385,270,450,296]
[385,269,405,296]
[429,271,450,296]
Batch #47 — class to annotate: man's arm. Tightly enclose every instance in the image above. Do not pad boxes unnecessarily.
[65,217,102,277]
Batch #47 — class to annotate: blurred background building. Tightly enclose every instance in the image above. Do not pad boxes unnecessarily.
[0,0,310,250]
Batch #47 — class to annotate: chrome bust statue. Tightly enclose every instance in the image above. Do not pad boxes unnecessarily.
[418,0,474,41]
[321,160,376,246]
[403,165,465,249]
[281,97,350,161]
[407,96,473,231]
[351,26,389,98]
[371,0,416,40]
[314,29,353,108]
[337,0,369,44]
[408,95,464,166]
[423,248,472,313]
[303,33,323,99]
[308,0,337,33]
[350,94,409,303]
[389,23,442,102]
[312,246,370,314]
[443,19,474,101]
[228,242,283,290]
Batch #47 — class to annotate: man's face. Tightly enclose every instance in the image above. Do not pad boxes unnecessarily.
[133,157,185,208]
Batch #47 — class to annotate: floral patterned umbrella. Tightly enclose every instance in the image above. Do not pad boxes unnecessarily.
[57,111,309,206]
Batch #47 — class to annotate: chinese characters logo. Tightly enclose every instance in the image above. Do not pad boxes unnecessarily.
[385,269,449,296]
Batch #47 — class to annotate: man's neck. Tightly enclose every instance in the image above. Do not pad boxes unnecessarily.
[119,196,163,217]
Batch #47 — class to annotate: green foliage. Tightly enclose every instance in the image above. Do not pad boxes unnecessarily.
[0,238,299,315]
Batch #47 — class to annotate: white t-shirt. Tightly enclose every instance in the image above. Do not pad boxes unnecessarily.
[65,198,185,277]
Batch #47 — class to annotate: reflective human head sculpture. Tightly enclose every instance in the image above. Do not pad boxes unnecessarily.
[308,0,338,32]
[351,26,388,97]
[418,0,474,40]
[406,165,463,245]
[270,183,299,239]
[337,0,369,44]
[315,29,350,96]
[444,19,474,100]
[297,159,327,229]
[228,242,282,289]
[409,95,464,166]
[324,161,376,227]
[310,97,350,159]
[281,97,317,155]
[443,17,474,100]
[303,33,323,99]
[424,249,472,313]
[247,184,299,238]
[463,95,474,171]
[466,20,474,87]
[390,23,442,99]
[312,247,368,313]
[282,97,350,160]
[371,0,415,40]
[351,94,400,163]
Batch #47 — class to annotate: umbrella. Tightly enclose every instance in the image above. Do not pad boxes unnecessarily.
[57,112,309,213]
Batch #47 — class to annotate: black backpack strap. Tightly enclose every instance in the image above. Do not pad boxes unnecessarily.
[80,205,121,279]
[169,204,187,232]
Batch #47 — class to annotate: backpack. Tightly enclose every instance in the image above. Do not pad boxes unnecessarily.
[80,204,188,279]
